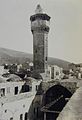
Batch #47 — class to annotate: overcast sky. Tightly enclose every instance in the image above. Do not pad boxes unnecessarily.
[0,0,82,63]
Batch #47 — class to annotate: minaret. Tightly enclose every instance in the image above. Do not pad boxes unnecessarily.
[30,4,51,73]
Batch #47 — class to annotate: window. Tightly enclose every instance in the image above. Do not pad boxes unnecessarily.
[45,57,47,61]
[24,112,28,120]
[51,67,54,79]
[20,114,23,120]
[5,109,7,113]
[35,49,37,53]
[36,85,38,91]
[14,86,18,95]
[34,108,35,114]
[10,117,13,120]
[34,108,39,118]
[22,85,30,93]
[56,71,59,75]
[36,107,39,118]
[0,88,5,97]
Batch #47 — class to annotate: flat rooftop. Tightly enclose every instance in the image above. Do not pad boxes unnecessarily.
[0,92,36,104]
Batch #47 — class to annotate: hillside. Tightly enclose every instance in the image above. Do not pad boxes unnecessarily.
[0,47,70,69]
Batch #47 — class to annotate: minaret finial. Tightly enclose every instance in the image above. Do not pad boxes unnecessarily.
[35,4,43,14]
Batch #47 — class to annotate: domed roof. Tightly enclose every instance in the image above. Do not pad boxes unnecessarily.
[0,75,7,83]
[25,77,38,82]
[6,74,22,82]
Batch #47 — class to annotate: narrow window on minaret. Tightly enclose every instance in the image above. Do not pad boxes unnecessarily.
[45,57,47,61]
[36,49,37,53]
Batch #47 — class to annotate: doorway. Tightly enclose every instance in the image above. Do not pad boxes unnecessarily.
[14,86,18,95]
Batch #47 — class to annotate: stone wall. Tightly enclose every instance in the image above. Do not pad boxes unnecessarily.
[41,80,78,94]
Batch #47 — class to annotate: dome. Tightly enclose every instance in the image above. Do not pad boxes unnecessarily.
[6,74,22,82]
[0,75,7,83]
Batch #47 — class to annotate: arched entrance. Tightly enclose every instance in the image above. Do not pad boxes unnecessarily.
[42,84,72,120]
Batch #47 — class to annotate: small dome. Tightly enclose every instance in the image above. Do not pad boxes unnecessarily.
[6,74,22,82]
[35,4,43,14]
[0,75,7,83]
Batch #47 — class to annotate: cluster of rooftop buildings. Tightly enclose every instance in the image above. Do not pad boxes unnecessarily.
[0,62,42,120]
[0,59,81,120]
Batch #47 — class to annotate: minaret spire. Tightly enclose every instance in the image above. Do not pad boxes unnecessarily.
[35,4,43,14]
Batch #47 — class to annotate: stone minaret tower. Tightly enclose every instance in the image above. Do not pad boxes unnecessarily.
[30,4,51,73]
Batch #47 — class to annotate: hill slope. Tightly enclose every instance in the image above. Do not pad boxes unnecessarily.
[0,47,70,69]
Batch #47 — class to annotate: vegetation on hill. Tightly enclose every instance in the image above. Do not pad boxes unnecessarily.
[0,47,70,69]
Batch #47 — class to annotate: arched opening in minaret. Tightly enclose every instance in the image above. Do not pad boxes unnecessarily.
[41,84,72,120]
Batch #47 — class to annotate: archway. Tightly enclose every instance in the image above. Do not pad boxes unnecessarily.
[42,84,72,120]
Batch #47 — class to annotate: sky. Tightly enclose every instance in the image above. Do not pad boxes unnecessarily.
[0,0,82,63]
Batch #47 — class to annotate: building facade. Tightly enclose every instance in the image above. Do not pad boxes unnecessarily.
[0,76,42,120]
[48,65,64,80]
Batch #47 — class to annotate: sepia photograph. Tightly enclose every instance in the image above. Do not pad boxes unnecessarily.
[0,0,82,120]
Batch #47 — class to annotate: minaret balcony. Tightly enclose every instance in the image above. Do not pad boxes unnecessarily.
[31,25,50,33]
